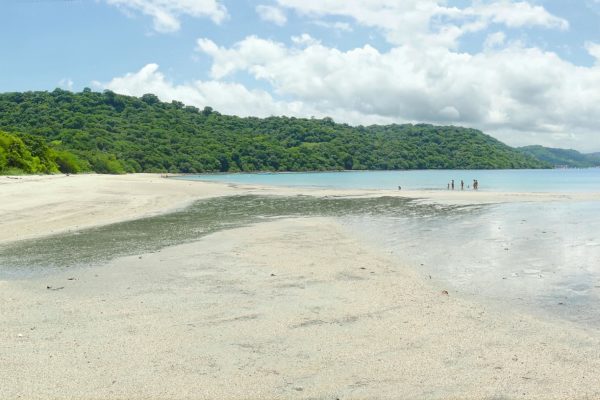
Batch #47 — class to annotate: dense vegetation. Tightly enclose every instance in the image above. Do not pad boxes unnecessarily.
[0,89,548,174]
[0,130,87,175]
[519,145,600,168]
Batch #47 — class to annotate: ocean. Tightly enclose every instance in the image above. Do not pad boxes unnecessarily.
[179,168,600,192]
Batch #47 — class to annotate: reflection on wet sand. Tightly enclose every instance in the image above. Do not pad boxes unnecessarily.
[0,195,477,277]
[344,201,600,328]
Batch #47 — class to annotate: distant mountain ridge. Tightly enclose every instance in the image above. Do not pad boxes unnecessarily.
[0,89,549,174]
[518,145,600,168]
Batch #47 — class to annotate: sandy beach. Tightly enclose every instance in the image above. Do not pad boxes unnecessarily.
[0,174,237,244]
[2,174,600,399]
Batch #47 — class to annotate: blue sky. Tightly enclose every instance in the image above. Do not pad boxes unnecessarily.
[2,0,600,151]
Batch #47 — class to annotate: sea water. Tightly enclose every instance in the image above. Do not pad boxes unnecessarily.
[181,168,600,192]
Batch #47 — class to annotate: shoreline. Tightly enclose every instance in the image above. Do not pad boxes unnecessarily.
[2,173,600,245]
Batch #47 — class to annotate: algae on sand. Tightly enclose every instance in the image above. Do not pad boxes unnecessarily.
[0,195,477,278]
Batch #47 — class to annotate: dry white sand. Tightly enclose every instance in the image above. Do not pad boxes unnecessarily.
[2,174,600,399]
[0,174,235,244]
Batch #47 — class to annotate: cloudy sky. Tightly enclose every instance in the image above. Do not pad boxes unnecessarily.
[2,0,600,151]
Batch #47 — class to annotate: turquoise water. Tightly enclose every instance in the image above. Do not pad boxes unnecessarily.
[180,169,600,192]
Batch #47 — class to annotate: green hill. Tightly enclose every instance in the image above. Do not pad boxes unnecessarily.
[588,152,600,163]
[0,89,548,175]
[518,145,600,168]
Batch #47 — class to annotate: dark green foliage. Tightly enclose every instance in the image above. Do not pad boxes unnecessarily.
[53,150,88,174]
[87,152,128,174]
[0,89,548,175]
[519,145,600,168]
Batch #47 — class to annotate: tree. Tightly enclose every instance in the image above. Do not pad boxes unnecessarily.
[141,93,160,105]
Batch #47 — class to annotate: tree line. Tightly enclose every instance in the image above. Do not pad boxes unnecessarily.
[518,145,600,168]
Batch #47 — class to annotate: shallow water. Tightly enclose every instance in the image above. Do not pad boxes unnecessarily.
[342,201,600,327]
[180,169,600,192]
[0,195,469,279]
[1,194,598,328]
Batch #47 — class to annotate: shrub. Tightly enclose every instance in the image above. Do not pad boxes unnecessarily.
[53,150,89,174]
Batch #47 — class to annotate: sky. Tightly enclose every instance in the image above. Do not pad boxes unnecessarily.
[1,0,600,152]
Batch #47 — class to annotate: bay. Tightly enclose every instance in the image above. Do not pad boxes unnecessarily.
[181,168,600,192]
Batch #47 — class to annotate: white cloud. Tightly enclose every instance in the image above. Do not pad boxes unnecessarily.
[291,33,320,46]
[256,5,287,26]
[58,78,74,91]
[484,31,506,49]
[466,1,568,30]
[585,41,600,63]
[102,63,317,118]
[275,0,568,48]
[105,0,227,32]
[196,36,287,80]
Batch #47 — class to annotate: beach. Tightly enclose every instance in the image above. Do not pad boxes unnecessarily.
[2,174,600,399]
[2,173,600,244]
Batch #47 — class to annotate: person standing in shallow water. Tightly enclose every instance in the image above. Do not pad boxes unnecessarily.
[451,180,455,190]
[461,180,464,190]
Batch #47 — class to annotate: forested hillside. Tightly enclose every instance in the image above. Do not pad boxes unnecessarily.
[518,145,600,168]
[0,89,549,174]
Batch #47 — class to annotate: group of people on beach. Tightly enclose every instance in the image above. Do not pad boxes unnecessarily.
[447,179,479,190]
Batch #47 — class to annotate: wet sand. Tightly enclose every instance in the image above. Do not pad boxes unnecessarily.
[2,174,600,399]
